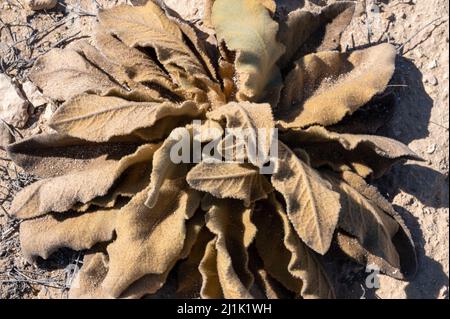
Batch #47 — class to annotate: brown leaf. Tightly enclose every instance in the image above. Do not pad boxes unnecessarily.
[20,208,119,262]
[277,43,397,129]
[204,198,256,298]
[74,162,152,212]
[277,2,355,68]
[69,251,110,299]
[91,30,177,91]
[74,37,181,102]
[101,178,201,297]
[211,0,285,102]
[271,142,341,254]
[282,125,422,178]
[187,162,272,207]
[199,238,223,298]
[177,227,214,298]
[207,101,275,167]
[10,143,158,219]
[98,1,220,103]
[323,172,403,276]
[253,197,335,298]
[339,171,418,279]
[49,94,201,142]
[29,48,121,102]
[6,133,140,178]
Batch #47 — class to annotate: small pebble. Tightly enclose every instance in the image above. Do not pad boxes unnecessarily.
[424,74,438,86]
[26,0,57,11]
[426,144,437,154]
[428,59,438,70]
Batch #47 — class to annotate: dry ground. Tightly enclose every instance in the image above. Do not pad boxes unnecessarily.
[0,0,448,299]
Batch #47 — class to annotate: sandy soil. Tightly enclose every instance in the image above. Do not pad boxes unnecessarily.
[0,0,448,299]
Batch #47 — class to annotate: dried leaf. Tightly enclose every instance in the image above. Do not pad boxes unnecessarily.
[207,101,275,166]
[20,208,119,262]
[277,43,397,129]
[69,251,110,299]
[50,94,201,142]
[187,162,272,206]
[91,30,177,92]
[339,171,418,279]
[204,198,256,298]
[29,48,121,102]
[98,1,220,103]
[74,162,152,212]
[283,125,421,178]
[248,247,293,299]
[278,2,355,68]
[101,178,201,297]
[6,133,140,178]
[253,197,335,298]
[271,142,341,254]
[199,238,223,298]
[323,172,402,275]
[144,127,191,208]
[10,143,158,219]
[211,0,285,102]
[74,37,180,102]
[177,227,214,298]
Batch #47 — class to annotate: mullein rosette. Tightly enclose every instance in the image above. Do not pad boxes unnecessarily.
[7,0,419,299]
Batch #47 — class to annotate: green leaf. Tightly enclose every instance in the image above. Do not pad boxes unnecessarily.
[211,0,285,102]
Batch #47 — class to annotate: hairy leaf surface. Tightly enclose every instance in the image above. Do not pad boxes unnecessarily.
[277,44,397,129]
[211,0,285,102]
[271,142,341,254]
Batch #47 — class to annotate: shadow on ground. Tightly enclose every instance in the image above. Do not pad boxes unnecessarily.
[375,56,449,299]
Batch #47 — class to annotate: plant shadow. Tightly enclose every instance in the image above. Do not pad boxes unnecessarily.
[393,205,449,299]
[373,55,449,298]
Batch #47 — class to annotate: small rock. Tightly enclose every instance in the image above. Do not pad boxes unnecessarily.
[0,121,15,150]
[42,102,56,122]
[26,0,57,11]
[428,59,438,70]
[0,74,29,128]
[426,143,437,154]
[424,74,438,86]
[22,80,47,107]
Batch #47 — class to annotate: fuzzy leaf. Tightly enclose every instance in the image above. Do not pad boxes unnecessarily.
[91,30,176,90]
[6,133,139,178]
[204,198,256,298]
[50,94,201,142]
[323,172,402,275]
[253,197,335,298]
[98,1,220,102]
[283,126,421,178]
[271,142,341,254]
[74,162,152,212]
[29,49,122,102]
[69,251,110,299]
[277,43,397,129]
[187,162,272,206]
[277,2,355,68]
[20,208,119,262]
[199,238,223,298]
[207,102,275,166]
[339,171,418,279]
[74,37,182,102]
[101,178,201,297]
[177,227,214,298]
[10,143,159,219]
[211,0,285,102]
[144,127,190,208]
